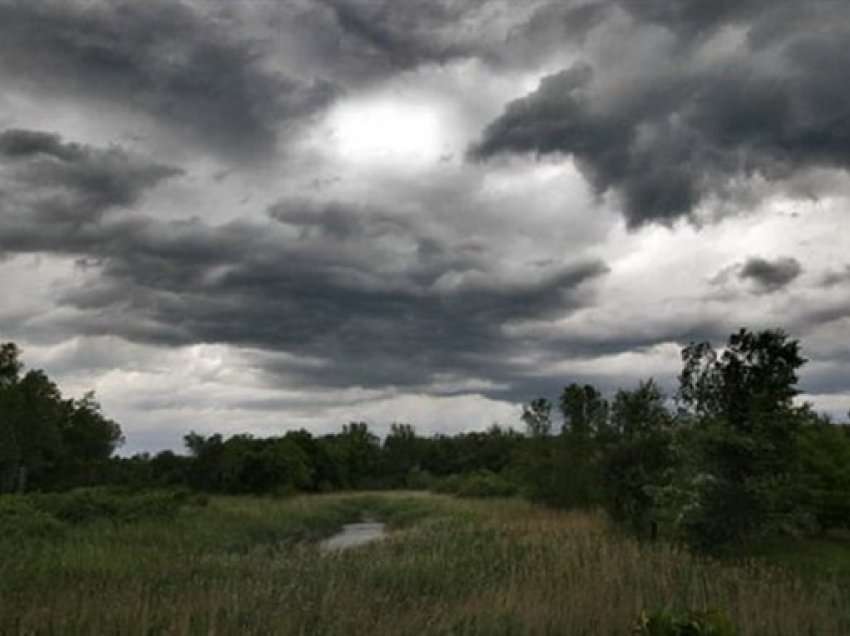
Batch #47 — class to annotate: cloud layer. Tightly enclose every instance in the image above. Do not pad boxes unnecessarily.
[1,0,849,449]
[473,0,850,226]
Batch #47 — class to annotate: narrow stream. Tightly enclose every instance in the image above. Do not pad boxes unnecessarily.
[320,520,386,552]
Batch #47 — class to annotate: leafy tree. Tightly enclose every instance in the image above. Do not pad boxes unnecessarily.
[610,380,670,440]
[55,392,124,486]
[383,423,424,487]
[184,432,226,491]
[326,422,381,489]
[285,430,343,491]
[521,398,552,438]
[676,329,808,547]
[603,380,675,536]
[0,342,22,386]
[0,343,123,492]
[518,398,554,500]
[547,384,609,508]
[796,411,850,531]
[559,383,608,435]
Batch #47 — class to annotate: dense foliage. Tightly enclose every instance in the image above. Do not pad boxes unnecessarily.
[2,328,849,551]
[0,343,123,492]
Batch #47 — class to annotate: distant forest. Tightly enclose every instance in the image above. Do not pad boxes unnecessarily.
[2,329,849,551]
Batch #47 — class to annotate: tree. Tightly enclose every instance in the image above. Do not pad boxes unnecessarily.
[549,383,609,508]
[518,398,554,501]
[0,343,124,492]
[383,423,424,487]
[796,410,850,531]
[331,422,381,488]
[184,432,226,491]
[676,328,808,547]
[0,342,22,387]
[610,380,670,439]
[56,392,124,486]
[603,380,675,536]
[679,328,805,431]
[7,369,65,490]
[521,398,552,438]
[560,383,608,435]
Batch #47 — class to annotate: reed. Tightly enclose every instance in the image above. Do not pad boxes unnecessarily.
[1,492,846,635]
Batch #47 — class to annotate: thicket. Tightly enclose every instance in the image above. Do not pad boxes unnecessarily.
[0,488,202,542]
[2,328,850,551]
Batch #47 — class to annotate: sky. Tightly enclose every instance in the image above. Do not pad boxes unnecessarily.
[2,0,850,453]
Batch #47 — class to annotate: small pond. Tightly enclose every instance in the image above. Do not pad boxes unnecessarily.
[320,521,386,552]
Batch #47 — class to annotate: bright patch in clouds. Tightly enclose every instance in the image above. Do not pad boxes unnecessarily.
[328,97,446,167]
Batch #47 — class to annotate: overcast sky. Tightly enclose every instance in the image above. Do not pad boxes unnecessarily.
[2,0,850,453]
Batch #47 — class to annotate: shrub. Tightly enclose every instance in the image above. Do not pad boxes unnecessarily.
[405,467,434,490]
[0,495,66,540]
[633,608,737,636]
[455,470,518,498]
[432,474,464,494]
[23,488,197,526]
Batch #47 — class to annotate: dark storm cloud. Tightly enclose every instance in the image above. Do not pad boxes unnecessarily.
[50,210,607,392]
[0,128,181,227]
[0,0,335,160]
[53,210,608,393]
[738,256,803,293]
[472,0,850,226]
[290,0,529,82]
[314,0,480,70]
[0,133,609,393]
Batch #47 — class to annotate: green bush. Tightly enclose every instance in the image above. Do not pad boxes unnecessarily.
[432,474,464,494]
[634,608,737,636]
[19,488,197,526]
[431,471,518,498]
[456,470,518,498]
[405,467,435,490]
[0,496,66,540]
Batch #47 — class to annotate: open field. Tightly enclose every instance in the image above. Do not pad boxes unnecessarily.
[1,492,848,635]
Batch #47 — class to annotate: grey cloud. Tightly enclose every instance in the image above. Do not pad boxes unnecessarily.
[738,256,803,293]
[471,0,850,226]
[0,135,609,394]
[52,211,608,394]
[820,266,850,288]
[0,0,336,160]
[0,128,181,226]
[316,0,476,69]
[301,0,511,80]
[506,1,611,63]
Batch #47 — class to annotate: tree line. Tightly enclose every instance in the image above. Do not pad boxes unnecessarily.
[2,329,849,550]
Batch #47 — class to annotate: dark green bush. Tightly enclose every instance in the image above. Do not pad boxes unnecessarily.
[633,608,737,636]
[404,467,434,490]
[432,474,464,494]
[18,488,197,526]
[0,495,65,540]
[431,471,517,497]
[455,470,518,498]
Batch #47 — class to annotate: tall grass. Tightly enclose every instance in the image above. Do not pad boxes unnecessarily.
[1,492,846,634]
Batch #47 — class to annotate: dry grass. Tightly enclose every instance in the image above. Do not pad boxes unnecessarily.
[1,493,846,635]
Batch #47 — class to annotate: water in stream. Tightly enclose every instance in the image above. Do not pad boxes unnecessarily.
[320,521,386,552]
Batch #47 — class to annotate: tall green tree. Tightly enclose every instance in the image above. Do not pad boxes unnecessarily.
[519,398,555,501]
[603,380,675,536]
[0,343,123,491]
[559,383,608,435]
[549,384,609,508]
[676,329,808,547]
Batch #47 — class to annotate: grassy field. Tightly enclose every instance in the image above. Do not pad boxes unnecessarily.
[1,492,848,635]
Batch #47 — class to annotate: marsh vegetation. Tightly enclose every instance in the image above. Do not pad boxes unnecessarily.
[2,492,848,635]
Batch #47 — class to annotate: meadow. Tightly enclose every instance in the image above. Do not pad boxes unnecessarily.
[2,491,848,635]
